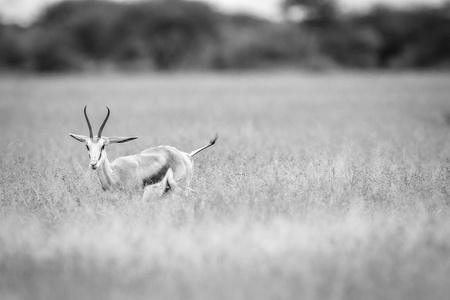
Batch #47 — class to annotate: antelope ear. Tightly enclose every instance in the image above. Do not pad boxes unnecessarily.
[104,136,138,144]
[69,133,88,143]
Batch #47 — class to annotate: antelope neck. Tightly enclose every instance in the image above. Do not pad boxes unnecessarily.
[96,152,114,190]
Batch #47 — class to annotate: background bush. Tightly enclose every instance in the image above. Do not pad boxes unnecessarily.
[0,0,449,72]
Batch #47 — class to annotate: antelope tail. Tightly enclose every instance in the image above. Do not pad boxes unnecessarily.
[189,134,218,157]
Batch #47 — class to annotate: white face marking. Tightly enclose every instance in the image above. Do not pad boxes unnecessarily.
[86,138,106,170]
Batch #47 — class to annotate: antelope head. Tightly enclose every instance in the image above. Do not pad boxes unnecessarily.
[69,106,138,170]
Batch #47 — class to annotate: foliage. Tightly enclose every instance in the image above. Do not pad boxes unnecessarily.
[25,27,82,72]
[39,0,122,61]
[355,4,450,68]
[112,0,219,69]
[212,15,308,69]
[283,0,340,28]
[284,0,450,68]
[0,0,449,71]
[0,0,219,71]
[0,25,27,69]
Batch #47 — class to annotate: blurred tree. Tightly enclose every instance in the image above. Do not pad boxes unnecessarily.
[409,4,450,68]
[213,14,309,69]
[114,0,219,70]
[25,27,81,72]
[320,26,382,67]
[357,4,450,68]
[283,0,381,68]
[283,0,450,68]
[0,24,27,69]
[283,0,340,28]
[0,0,448,71]
[38,0,122,63]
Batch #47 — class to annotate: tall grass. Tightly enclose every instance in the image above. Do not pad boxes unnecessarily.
[1,72,450,300]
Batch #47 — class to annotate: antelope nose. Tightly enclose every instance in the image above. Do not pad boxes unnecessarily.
[89,161,97,169]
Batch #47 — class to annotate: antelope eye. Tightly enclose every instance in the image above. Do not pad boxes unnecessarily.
[86,145,90,151]
[101,145,105,150]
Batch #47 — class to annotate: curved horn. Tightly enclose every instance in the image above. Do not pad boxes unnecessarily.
[98,106,110,138]
[83,105,93,138]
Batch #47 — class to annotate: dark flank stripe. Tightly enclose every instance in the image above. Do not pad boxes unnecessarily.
[142,165,170,187]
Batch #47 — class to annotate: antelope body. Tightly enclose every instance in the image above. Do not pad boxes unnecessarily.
[69,106,217,196]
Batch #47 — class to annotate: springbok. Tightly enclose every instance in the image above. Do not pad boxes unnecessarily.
[69,106,217,197]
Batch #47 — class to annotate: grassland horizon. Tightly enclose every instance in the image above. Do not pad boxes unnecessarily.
[1,71,450,300]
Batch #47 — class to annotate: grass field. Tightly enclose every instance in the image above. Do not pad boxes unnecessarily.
[1,71,450,300]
